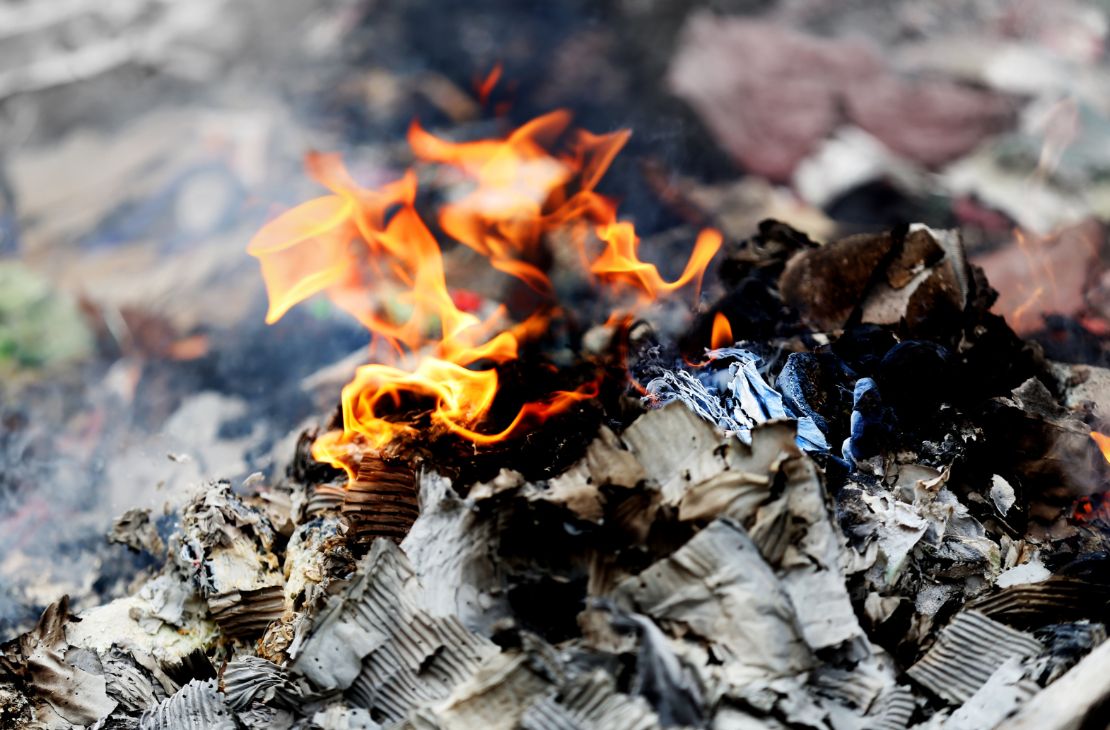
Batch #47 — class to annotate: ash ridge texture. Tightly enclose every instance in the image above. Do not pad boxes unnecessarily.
[4,223,1110,729]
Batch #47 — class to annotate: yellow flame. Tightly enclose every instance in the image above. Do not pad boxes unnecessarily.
[711,312,734,349]
[1091,431,1110,464]
[248,108,723,476]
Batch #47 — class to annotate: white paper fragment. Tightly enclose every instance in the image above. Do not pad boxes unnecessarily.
[621,402,728,504]
[139,678,236,730]
[995,557,1053,588]
[403,471,510,632]
[678,421,866,650]
[613,517,815,683]
[858,490,929,585]
[291,538,497,722]
[990,475,1017,515]
[312,704,382,729]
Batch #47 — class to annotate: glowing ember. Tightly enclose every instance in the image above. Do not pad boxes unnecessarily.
[249,107,721,475]
[710,312,734,350]
[1090,430,1110,464]
[1073,492,1110,525]
[475,63,503,107]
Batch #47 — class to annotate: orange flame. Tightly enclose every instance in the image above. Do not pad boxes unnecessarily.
[247,155,418,327]
[591,223,722,303]
[710,312,734,349]
[980,224,1100,336]
[475,63,503,107]
[249,106,723,476]
[1016,229,1057,326]
[1091,431,1110,464]
[408,112,630,295]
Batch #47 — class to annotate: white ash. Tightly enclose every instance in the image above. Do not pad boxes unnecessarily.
[3,401,1109,728]
[990,474,1017,516]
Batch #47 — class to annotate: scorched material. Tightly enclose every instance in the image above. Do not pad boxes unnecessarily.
[3,221,1110,730]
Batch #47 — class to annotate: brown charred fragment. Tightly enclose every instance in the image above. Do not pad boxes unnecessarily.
[206,586,285,640]
[780,230,898,331]
[969,576,1110,629]
[107,508,165,556]
[342,454,420,548]
[779,225,970,338]
[305,482,346,518]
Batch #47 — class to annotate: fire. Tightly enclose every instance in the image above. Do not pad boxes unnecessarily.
[475,63,502,107]
[978,224,1101,336]
[1072,493,1110,525]
[591,223,722,303]
[408,111,630,296]
[249,105,722,476]
[1010,229,1057,334]
[710,312,734,349]
[247,155,419,328]
[1091,430,1110,464]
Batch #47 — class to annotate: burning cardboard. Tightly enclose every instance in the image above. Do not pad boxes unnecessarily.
[5,83,1110,728]
[341,455,420,548]
[4,368,1108,727]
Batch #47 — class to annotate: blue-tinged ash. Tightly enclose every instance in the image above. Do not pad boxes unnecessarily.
[644,346,829,452]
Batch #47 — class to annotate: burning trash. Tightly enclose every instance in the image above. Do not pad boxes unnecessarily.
[6,9,1110,730]
[246,111,721,479]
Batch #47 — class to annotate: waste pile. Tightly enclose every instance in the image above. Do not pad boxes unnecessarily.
[4,221,1110,729]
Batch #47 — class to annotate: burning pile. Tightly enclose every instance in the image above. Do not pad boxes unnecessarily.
[246,110,720,476]
[4,109,1110,730]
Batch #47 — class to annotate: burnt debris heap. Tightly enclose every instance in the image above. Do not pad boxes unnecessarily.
[4,221,1110,729]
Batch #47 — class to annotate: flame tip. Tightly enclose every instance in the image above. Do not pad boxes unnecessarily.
[711,311,734,350]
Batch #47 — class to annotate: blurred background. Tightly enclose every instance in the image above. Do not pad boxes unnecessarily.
[2,0,1109,635]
